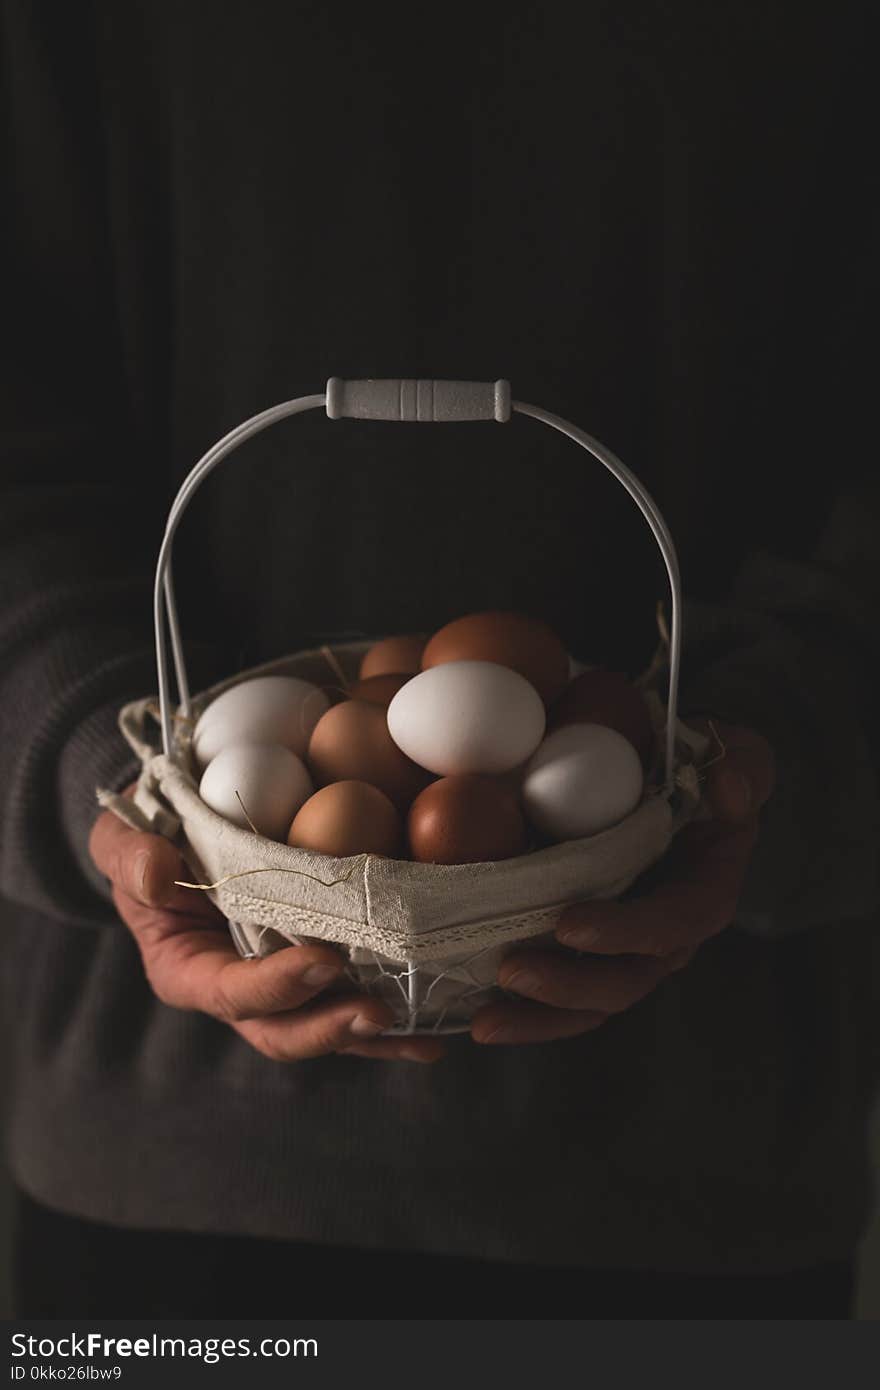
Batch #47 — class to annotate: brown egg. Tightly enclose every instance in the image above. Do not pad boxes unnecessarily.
[547,669,654,768]
[360,634,425,680]
[348,673,411,708]
[421,611,569,706]
[287,781,402,858]
[307,701,431,811]
[407,775,528,864]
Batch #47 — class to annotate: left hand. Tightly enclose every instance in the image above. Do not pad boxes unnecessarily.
[470,720,776,1046]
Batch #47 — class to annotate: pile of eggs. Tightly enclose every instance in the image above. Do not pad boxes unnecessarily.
[192,612,655,864]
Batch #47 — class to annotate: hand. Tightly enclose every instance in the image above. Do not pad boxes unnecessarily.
[89,791,445,1065]
[471,721,776,1046]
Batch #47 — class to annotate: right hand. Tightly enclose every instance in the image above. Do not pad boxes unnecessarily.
[89,794,445,1065]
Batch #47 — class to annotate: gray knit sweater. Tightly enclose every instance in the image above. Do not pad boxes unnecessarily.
[2,1,878,1273]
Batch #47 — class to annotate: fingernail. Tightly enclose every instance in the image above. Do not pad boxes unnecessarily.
[558,926,601,950]
[501,969,541,996]
[302,964,340,987]
[349,1015,385,1037]
[479,1025,512,1045]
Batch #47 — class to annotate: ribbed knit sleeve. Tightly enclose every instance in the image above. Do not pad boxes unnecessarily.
[680,478,880,936]
[0,2,158,925]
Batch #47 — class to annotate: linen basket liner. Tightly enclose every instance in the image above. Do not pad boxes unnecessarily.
[100,640,708,970]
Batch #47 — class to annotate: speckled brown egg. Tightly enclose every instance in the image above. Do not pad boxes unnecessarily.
[348,673,411,709]
[307,700,431,811]
[287,781,402,858]
[359,634,425,680]
[547,669,654,769]
[421,611,569,706]
[407,775,529,864]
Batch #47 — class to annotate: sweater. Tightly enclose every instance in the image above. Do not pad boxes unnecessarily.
[1,0,878,1274]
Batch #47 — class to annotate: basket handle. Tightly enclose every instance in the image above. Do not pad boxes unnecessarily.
[154,379,682,787]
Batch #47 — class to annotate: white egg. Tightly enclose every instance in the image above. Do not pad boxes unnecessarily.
[387,660,545,775]
[198,742,313,841]
[522,722,643,841]
[192,675,329,768]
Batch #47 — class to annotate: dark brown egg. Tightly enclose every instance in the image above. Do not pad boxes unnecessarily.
[421,611,569,706]
[307,701,431,811]
[547,669,654,768]
[359,635,425,680]
[407,775,528,864]
[348,673,411,709]
[287,781,402,858]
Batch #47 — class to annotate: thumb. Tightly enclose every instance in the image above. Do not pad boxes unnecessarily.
[89,809,185,908]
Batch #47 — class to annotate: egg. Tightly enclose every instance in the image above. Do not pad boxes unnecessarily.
[359,634,425,680]
[548,669,655,768]
[192,675,329,768]
[307,700,432,811]
[348,673,410,708]
[387,661,545,776]
[198,742,313,841]
[521,723,643,841]
[407,776,528,864]
[287,781,402,858]
[421,611,569,706]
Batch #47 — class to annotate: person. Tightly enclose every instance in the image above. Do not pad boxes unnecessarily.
[2,2,877,1319]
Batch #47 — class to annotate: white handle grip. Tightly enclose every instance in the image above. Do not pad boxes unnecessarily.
[326,377,511,423]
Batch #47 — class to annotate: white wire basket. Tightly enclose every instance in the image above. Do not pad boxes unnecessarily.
[105,378,707,1034]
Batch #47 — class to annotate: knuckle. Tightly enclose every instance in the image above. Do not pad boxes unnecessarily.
[706,898,739,936]
[255,970,309,1015]
[602,987,641,1015]
[142,967,176,1010]
[670,945,698,971]
[213,962,307,1024]
[311,1018,352,1056]
[638,934,673,959]
[246,1022,290,1063]
[211,979,247,1024]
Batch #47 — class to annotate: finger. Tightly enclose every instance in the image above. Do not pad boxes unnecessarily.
[90,809,184,908]
[139,878,225,924]
[113,886,352,1020]
[691,721,776,825]
[471,999,607,1046]
[338,1037,448,1063]
[497,948,683,1013]
[555,821,756,957]
[236,994,397,1061]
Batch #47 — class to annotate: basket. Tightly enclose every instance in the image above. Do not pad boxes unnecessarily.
[102,378,707,1034]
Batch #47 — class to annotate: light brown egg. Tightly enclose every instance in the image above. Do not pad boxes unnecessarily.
[359,634,426,680]
[547,669,654,768]
[307,700,432,811]
[407,775,528,864]
[421,611,569,706]
[348,673,411,709]
[287,781,402,858]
